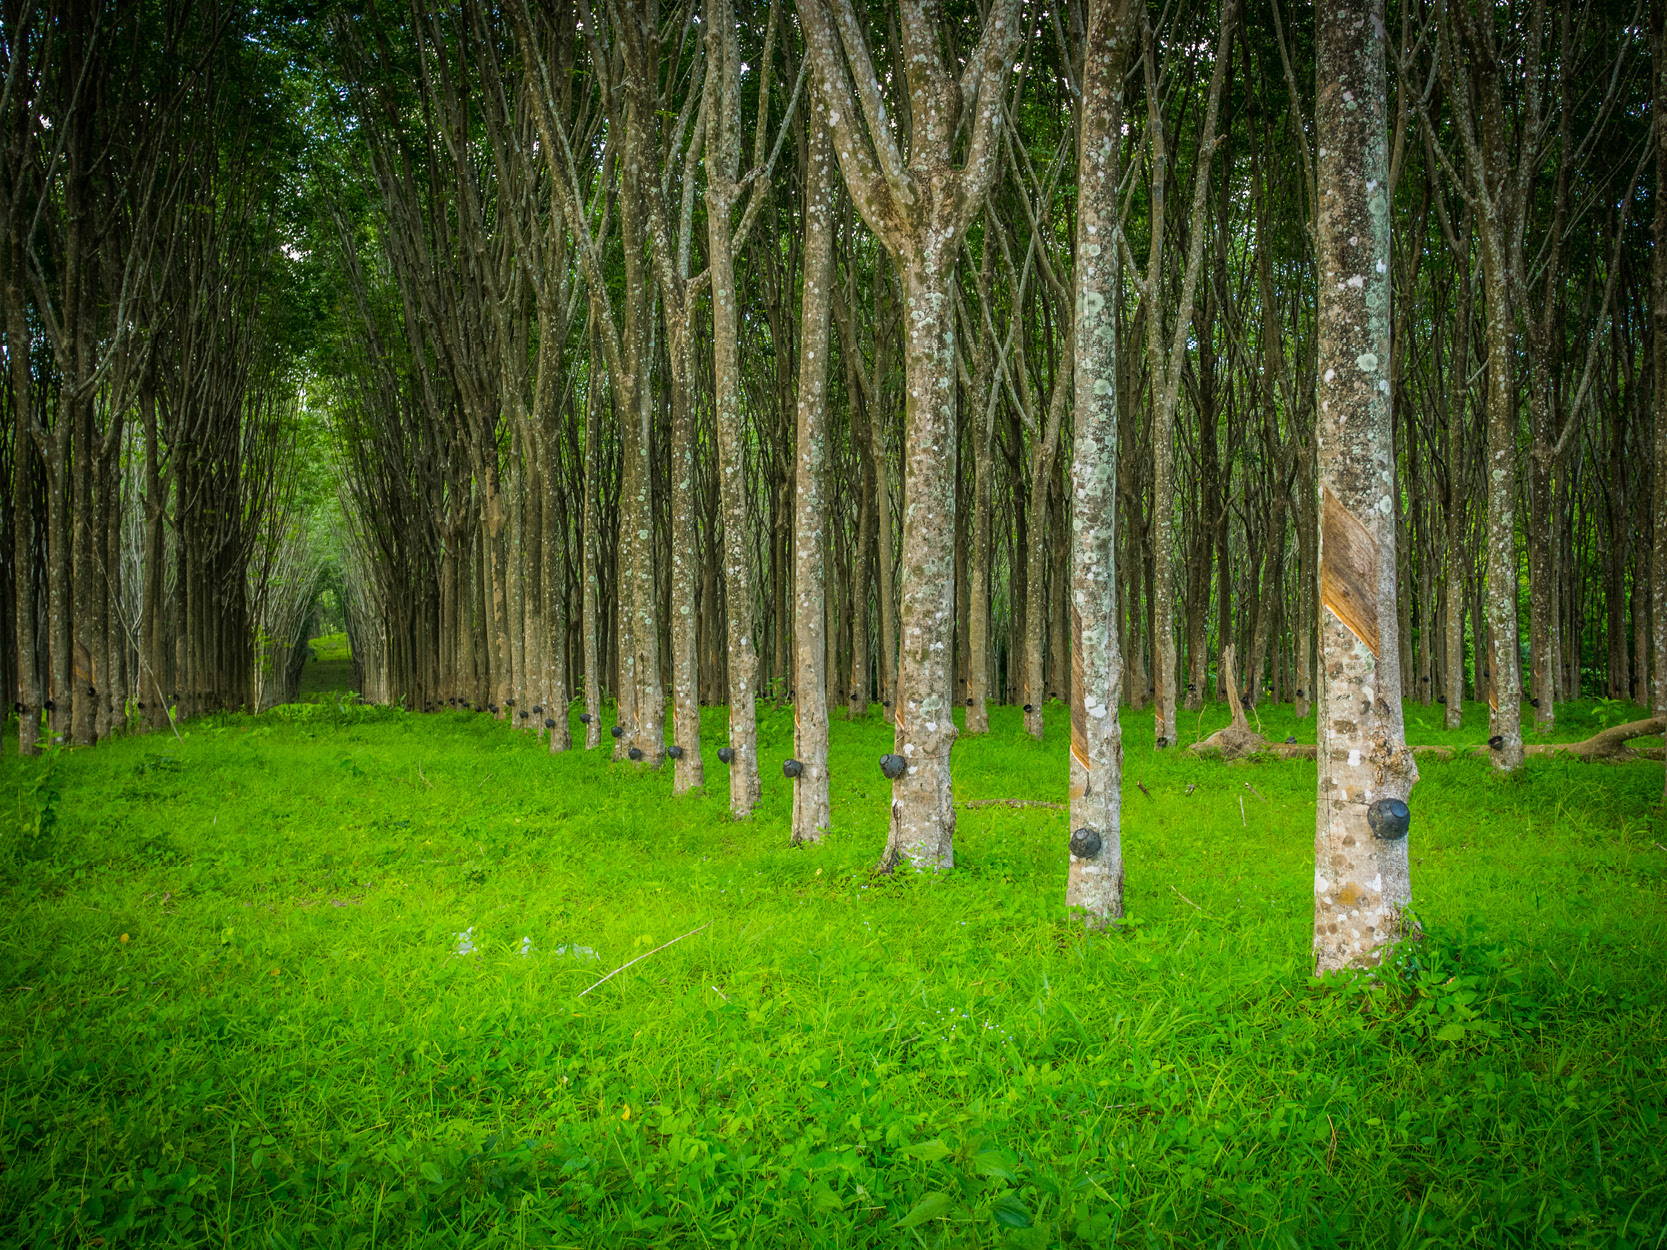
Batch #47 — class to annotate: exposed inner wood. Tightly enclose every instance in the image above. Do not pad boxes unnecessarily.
[1320,488,1380,657]
[1069,603,1090,773]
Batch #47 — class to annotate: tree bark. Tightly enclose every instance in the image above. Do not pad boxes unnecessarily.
[5,248,39,755]
[706,0,760,815]
[1140,0,1235,751]
[1476,221,1523,771]
[963,275,997,736]
[1066,0,1133,925]
[790,114,837,844]
[1655,9,1667,807]
[1312,0,1418,973]
[1022,371,1067,739]
[581,368,604,750]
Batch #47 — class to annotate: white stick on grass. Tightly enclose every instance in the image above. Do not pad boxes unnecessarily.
[576,922,712,998]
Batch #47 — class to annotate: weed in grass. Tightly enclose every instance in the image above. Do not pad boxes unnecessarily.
[0,690,1664,1247]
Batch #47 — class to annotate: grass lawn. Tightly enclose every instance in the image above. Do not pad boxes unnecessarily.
[2,676,1664,1247]
[300,634,356,702]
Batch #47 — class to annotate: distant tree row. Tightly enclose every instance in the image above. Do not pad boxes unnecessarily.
[0,1,331,753]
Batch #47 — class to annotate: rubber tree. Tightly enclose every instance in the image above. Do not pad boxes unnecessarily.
[796,0,1021,871]
[790,113,838,844]
[1065,0,1135,926]
[1441,0,1537,771]
[1135,0,1234,751]
[705,0,762,817]
[1655,4,1667,802]
[1312,0,1418,973]
[612,0,710,795]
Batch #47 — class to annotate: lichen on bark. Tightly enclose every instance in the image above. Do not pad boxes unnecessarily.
[1312,0,1418,974]
[1065,0,1134,926]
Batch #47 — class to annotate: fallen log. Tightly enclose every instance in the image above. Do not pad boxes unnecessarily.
[1197,716,1664,763]
[1522,716,1664,761]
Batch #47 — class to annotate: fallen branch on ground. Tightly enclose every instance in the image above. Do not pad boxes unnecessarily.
[1523,717,1664,760]
[1196,716,1664,763]
[577,922,711,998]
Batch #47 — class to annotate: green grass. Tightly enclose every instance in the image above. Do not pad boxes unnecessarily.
[310,633,354,664]
[2,693,1664,1248]
[300,635,356,702]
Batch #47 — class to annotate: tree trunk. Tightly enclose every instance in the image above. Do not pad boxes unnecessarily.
[5,255,39,755]
[1066,0,1133,925]
[71,389,97,745]
[964,262,997,736]
[798,0,1020,870]
[543,426,573,753]
[866,325,899,712]
[581,374,603,750]
[1312,0,1418,973]
[1526,422,1557,730]
[706,0,760,815]
[1654,10,1667,807]
[848,441,872,718]
[1477,229,1523,770]
[1295,491,1315,720]
[666,325,705,788]
[1141,1,1234,749]
[790,115,836,844]
[1023,375,1066,739]
[46,420,73,742]
[881,250,961,871]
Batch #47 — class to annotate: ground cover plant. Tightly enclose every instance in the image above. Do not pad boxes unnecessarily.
[3,674,1665,1248]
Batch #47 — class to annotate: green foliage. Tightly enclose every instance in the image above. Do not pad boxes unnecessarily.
[1324,925,1548,1047]
[1,696,1663,1247]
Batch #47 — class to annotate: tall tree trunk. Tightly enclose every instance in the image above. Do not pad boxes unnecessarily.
[616,87,664,765]
[790,116,836,844]
[864,322,899,711]
[1525,394,1557,730]
[1066,0,1133,925]
[46,419,72,742]
[581,371,603,750]
[798,0,1021,869]
[1477,227,1523,770]
[542,427,573,752]
[964,304,996,735]
[882,249,962,869]
[1446,0,1540,770]
[1313,0,1417,973]
[1443,554,1466,728]
[1023,377,1066,739]
[1654,9,1667,790]
[848,442,872,717]
[71,389,98,745]
[5,256,39,755]
[1141,1,1234,749]
[95,438,119,738]
[706,0,759,815]
[667,326,705,789]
